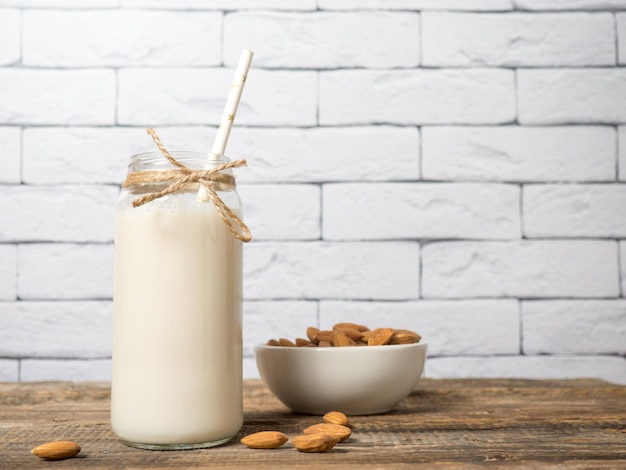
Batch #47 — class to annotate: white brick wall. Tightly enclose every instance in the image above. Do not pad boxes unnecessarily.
[518,69,626,124]
[524,185,626,237]
[323,183,520,239]
[0,1,625,385]
[0,69,116,125]
[422,126,616,182]
[18,244,114,300]
[0,301,112,358]
[320,69,516,125]
[423,241,619,298]
[23,10,222,67]
[422,12,615,66]
[224,12,420,69]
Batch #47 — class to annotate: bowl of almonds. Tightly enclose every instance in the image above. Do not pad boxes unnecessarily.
[255,323,427,415]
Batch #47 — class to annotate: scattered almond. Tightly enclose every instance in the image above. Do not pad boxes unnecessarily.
[323,411,350,427]
[292,433,338,453]
[240,431,288,449]
[31,441,81,461]
[303,423,352,442]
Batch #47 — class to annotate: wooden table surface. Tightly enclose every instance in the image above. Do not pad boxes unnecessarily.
[0,378,624,469]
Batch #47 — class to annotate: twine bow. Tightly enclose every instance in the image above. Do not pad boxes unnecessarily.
[122,128,252,242]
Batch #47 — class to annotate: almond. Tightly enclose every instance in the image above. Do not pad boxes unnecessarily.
[368,327,395,346]
[306,326,320,343]
[389,330,421,345]
[323,411,350,427]
[240,431,288,449]
[292,433,338,453]
[295,337,314,347]
[278,338,295,347]
[334,326,364,341]
[31,441,81,461]
[303,423,351,442]
[333,322,369,332]
[315,330,334,344]
[266,339,280,346]
[333,330,353,347]
[360,330,374,342]
[318,340,333,347]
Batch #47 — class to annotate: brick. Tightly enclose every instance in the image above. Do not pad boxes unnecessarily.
[0,0,116,6]
[320,300,520,355]
[23,127,140,184]
[423,12,614,67]
[320,69,515,125]
[231,126,420,183]
[620,127,626,181]
[619,14,626,65]
[0,301,112,358]
[243,300,317,357]
[0,69,115,125]
[0,359,18,381]
[225,12,419,68]
[120,0,316,8]
[0,9,19,65]
[423,241,619,298]
[515,0,626,10]
[0,245,17,300]
[238,184,320,240]
[23,10,221,67]
[524,184,626,237]
[20,359,112,382]
[422,126,615,182]
[323,183,520,240]
[518,69,626,124]
[318,0,513,10]
[18,244,114,300]
[245,242,420,300]
[0,127,21,183]
[0,185,117,242]
[426,356,626,384]
[118,69,317,126]
[523,300,626,355]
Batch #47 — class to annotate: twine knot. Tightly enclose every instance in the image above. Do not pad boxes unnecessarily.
[122,128,252,242]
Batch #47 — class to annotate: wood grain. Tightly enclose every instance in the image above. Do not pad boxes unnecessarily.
[0,379,624,468]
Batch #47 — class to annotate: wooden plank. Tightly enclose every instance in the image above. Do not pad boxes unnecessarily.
[0,379,624,469]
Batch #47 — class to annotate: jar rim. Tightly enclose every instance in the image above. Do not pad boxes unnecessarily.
[129,151,231,171]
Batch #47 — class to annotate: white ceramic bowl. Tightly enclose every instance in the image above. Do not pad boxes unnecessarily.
[254,342,427,415]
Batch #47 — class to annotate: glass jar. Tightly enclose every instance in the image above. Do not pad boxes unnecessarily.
[111,151,244,450]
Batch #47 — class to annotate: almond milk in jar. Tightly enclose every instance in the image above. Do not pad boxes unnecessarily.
[111,138,250,450]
